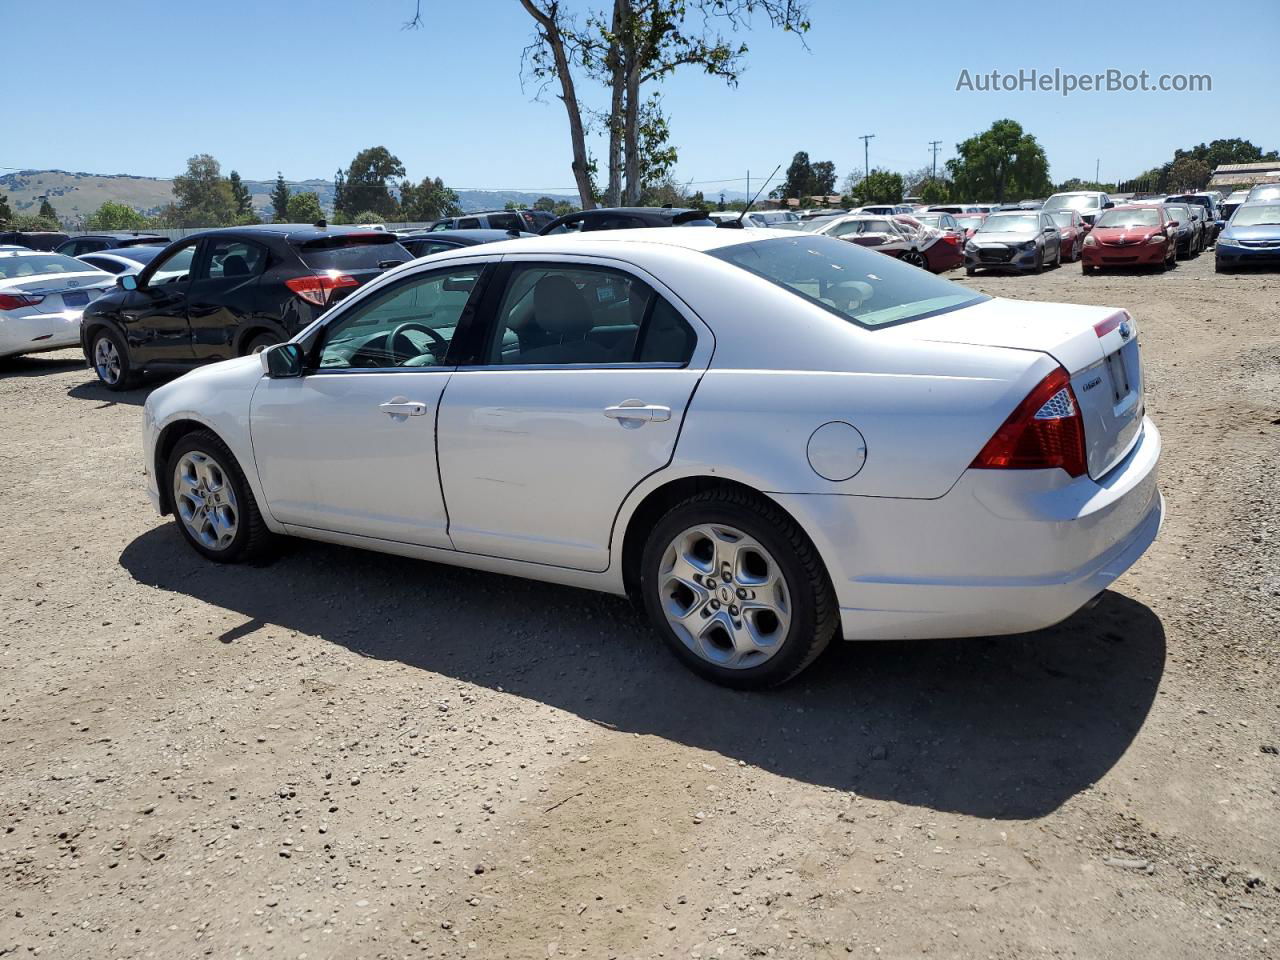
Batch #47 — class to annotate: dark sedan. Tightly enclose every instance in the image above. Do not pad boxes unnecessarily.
[56,232,167,256]
[81,224,410,389]
[538,206,715,234]
[398,229,533,258]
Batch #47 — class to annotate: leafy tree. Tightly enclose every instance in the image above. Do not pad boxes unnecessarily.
[1166,156,1211,191]
[917,178,951,205]
[85,201,148,231]
[336,146,405,219]
[351,210,387,225]
[172,153,238,226]
[810,161,836,196]
[533,196,559,211]
[285,192,324,224]
[0,192,12,224]
[7,213,59,231]
[946,119,1051,202]
[1056,178,1116,192]
[398,175,461,221]
[780,151,815,200]
[229,170,254,219]
[38,198,58,223]
[271,172,291,223]
[333,169,347,217]
[850,169,904,204]
[552,201,577,216]
[635,94,678,199]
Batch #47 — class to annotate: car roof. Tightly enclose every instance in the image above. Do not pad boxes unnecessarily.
[175,223,397,243]
[0,248,73,257]
[402,229,519,242]
[402,226,797,261]
[93,245,167,259]
[77,232,163,240]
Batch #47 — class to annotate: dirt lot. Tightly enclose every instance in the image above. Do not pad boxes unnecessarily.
[1,250,1277,960]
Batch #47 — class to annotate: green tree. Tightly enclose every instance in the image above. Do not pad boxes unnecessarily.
[85,201,148,231]
[532,196,559,211]
[172,153,237,226]
[1166,156,1211,191]
[38,198,58,223]
[399,176,461,221]
[8,213,59,231]
[351,210,387,225]
[780,151,815,200]
[946,119,1052,203]
[229,170,254,219]
[917,178,951,204]
[851,169,904,204]
[810,160,837,196]
[336,146,405,219]
[270,172,291,223]
[0,192,12,224]
[285,192,324,224]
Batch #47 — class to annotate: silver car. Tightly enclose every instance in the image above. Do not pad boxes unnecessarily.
[964,211,1063,275]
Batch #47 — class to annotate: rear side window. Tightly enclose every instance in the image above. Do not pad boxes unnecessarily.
[82,256,125,274]
[458,218,481,229]
[486,213,522,232]
[202,239,268,280]
[297,234,410,271]
[709,235,985,330]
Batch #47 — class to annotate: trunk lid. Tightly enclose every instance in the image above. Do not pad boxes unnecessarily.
[885,296,1145,480]
[1,272,114,311]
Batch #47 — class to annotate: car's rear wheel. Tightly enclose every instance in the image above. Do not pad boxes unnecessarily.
[640,489,838,688]
[244,332,279,355]
[900,249,927,269]
[90,327,137,391]
[167,430,274,564]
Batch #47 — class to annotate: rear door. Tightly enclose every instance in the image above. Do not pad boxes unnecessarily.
[436,256,710,571]
[186,236,270,360]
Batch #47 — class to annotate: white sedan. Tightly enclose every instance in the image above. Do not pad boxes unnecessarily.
[141,229,1163,687]
[1,251,114,359]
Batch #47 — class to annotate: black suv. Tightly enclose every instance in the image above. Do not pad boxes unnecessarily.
[537,206,715,234]
[56,232,167,256]
[81,224,410,389]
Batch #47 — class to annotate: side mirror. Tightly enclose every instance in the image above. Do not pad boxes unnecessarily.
[1168,220,1179,228]
[118,274,138,291]
[1103,201,1115,209]
[260,342,304,378]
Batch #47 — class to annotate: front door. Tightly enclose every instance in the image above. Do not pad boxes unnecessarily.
[187,236,270,360]
[250,261,489,546]
[437,258,709,571]
[120,239,199,363]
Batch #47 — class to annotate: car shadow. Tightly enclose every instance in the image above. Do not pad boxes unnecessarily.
[67,380,151,407]
[0,353,84,379]
[119,526,1165,820]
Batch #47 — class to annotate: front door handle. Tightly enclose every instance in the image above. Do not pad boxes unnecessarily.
[603,399,672,425]
[379,397,428,421]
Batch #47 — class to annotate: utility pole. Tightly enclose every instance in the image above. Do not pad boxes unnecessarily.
[1096,158,1101,184]
[929,140,942,179]
[860,134,875,183]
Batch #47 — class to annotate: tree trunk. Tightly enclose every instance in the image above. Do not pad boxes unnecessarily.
[604,0,628,207]
[622,59,642,204]
[520,0,596,210]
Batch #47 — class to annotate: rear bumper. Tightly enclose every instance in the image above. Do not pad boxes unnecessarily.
[772,417,1163,641]
[0,310,83,358]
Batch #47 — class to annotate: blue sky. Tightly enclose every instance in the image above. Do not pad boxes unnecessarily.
[9,0,1277,194]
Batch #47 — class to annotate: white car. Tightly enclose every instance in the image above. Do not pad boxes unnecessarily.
[142,229,1163,687]
[707,210,803,229]
[0,251,114,359]
[76,245,168,277]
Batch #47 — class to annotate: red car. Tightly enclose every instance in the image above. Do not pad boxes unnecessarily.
[1081,205,1177,274]
[808,215,961,273]
[1048,209,1086,262]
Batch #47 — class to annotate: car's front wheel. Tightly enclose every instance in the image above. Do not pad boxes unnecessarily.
[90,327,136,391]
[640,489,838,688]
[167,430,274,564]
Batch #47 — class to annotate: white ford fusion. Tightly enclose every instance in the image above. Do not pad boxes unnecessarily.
[141,229,1162,687]
[0,251,114,359]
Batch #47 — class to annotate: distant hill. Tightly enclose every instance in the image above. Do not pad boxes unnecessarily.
[0,169,577,222]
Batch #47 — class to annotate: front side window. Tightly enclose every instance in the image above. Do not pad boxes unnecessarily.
[486,264,694,366]
[201,239,267,280]
[709,235,986,330]
[144,243,198,286]
[316,266,483,369]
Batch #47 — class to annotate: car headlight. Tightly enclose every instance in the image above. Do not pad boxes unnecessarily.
[1216,235,1240,247]
[1083,234,1097,246]
[1146,234,1167,244]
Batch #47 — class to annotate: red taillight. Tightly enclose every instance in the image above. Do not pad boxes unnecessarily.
[971,367,1087,477]
[285,271,359,306]
[0,292,45,310]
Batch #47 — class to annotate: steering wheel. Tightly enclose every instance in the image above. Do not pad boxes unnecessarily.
[388,322,448,364]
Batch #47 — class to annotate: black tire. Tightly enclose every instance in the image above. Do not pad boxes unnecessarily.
[89,326,138,391]
[1215,259,1229,274]
[244,332,280,355]
[901,250,927,269]
[1033,250,1044,274]
[640,488,838,689]
[964,266,976,277]
[166,430,275,564]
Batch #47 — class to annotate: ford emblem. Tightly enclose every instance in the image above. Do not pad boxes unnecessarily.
[1119,320,1132,340]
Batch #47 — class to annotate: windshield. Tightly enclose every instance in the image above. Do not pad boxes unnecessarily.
[1232,203,1280,226]
[1247,185,1280,201]
[979,214,1039,234]
[1044,194,1100,212]
[1095,208,1161,228]
[0,253,103,280]
[1049,213,1077,228]
[954,216,985,229]
[708,235,985,330]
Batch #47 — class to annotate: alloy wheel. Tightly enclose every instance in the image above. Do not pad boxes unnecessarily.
[901,250,927,268]
[93,336,122,386]
[173,451,240,551]
[657,523,792,670]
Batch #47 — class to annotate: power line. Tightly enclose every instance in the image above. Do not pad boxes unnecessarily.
[859,134,875,182]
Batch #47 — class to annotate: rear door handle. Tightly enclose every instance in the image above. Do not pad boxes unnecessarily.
[603,399,672,424]
[379,398,428,420]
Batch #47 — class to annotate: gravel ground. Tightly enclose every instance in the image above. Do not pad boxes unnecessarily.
[1,250,1276,959]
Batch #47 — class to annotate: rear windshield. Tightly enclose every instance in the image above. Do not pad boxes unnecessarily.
[709,235,986,330]
[1095,208,1161,228]
[0,253,101,279]
[296,234,410,270]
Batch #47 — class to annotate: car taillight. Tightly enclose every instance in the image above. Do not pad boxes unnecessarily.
[970,366,1087,477]
[0,293,45,310]
[284,271,359,306]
